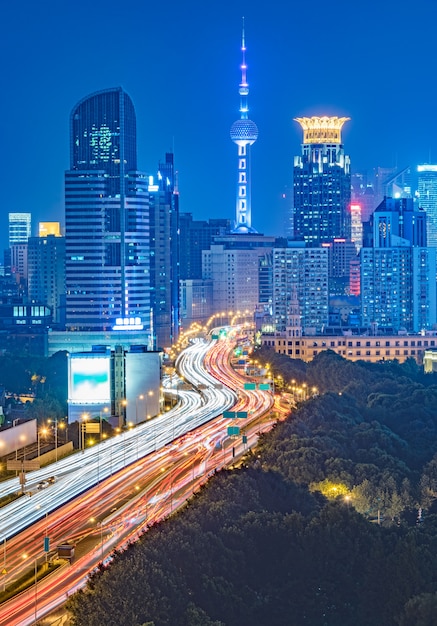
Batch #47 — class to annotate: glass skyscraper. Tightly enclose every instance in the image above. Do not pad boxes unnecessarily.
[65,87,150,333]
[417,164,437,247]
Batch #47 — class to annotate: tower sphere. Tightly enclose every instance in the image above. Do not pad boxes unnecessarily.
[230,119,259,144]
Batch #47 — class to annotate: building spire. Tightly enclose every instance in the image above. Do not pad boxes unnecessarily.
[230,18,258,234]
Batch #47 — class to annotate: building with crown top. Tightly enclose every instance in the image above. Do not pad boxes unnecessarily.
[293,116,351,246]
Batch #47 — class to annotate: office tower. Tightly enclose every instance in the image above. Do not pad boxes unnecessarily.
[230,21,258,233]
[10,243,28,294]
[374,166,412,205]
[27,234,65,325]
[322,238,357,295]
[371,197,427,247]
[350,203,363,251]
[417,164,437,247]
[9,213,31,247]
[361,197,435,332]
[361,247,436,332]
[270,243,329,334]
[293,116,351,245]
[202,233,275,315]
[179,214,230,280]
[148,153,179,349]
[65,87,150,333]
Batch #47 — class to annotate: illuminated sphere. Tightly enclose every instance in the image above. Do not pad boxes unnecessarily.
[230,119,259,144]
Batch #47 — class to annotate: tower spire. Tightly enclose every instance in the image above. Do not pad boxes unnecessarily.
[230,18,258,234]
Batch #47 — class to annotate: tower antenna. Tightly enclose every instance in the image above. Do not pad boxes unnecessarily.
[230,18,258,233]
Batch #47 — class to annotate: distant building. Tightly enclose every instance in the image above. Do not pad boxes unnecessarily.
[27,234,65,325]
[148,153,179,349]
[270,243,329,334]
[417,164,437,247]
[293,116,351,245]
[9,213,31,247]
[360,197,435,333]
[261,330,437,365]
[179,214,230,280]
[202,235,275,317]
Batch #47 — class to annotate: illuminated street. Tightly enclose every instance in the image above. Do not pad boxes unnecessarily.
[0,329,278,625]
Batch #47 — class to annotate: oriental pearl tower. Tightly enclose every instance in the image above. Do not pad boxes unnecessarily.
[230,19,258,234]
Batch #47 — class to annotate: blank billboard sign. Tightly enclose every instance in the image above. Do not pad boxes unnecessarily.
[68,356,111,404]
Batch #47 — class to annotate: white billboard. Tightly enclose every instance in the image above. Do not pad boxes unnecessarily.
[68,355,111,404]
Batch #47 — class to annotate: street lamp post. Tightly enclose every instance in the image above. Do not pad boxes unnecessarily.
[37,428,48,458]
[81,413,89,451]
[136,395,144,424]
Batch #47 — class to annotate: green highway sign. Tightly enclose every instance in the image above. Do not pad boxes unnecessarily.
[223,411,235,419]
[259,383,270,391]
[227,426,240,436]
[244,382,256,390]
[236,411,248,419]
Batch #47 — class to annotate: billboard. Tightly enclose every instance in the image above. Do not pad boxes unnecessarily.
[68,355,111,404]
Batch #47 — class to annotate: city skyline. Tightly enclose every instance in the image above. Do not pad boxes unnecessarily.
[1,0,437,251]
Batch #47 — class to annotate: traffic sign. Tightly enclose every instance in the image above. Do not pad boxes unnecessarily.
[259,383,271,391]
[244,383,256,390]
[236,411,248,419]
[227,426,240,436]
[7,460,40,471]
[44,536,50,552]
[223,411,235,419]
[242,435,248,444]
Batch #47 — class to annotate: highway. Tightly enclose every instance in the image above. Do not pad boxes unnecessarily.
[0,329,278,625]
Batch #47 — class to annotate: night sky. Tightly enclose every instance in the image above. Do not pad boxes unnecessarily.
[1,0,436,251]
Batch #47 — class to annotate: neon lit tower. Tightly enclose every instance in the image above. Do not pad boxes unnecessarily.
[230,19,258,234]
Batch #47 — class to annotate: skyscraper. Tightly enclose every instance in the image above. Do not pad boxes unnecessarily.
[9,213,31,247]
[417,164,437,247]
[148,153,179,349]
[230,20,258,233]
[65,87,150,333]
[293,116,351,245]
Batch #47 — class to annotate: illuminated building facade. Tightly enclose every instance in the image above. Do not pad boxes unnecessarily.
[148,153,180,349]
[8,212,31,247]
[261,331,437,365]
[293,116,351,245]
[361,198,435,332]
[230,21,258,233]
[27,234,65,325]
[417,164,437,247]
[271,244,329,333]
[65,88,150,335]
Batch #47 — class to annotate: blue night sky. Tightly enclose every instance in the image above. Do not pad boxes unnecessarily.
[1,0,436,250]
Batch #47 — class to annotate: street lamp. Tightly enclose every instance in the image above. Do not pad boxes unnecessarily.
[136,395,144,423]
[100,406,109,441]
[37,427,48,458]
[81,413,89,451]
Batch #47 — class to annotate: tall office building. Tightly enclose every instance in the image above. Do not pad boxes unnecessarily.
[370,197,427,247]
[293,116,351,245]
[148,153,179,349]
[271,243,329,334]
[179,214,230,280]
[361,197,435,332]
[230,20,258,233]
[27,234,65,325]
[9,213,31,247]
[65,88,150,333]
[417,164,437,247]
